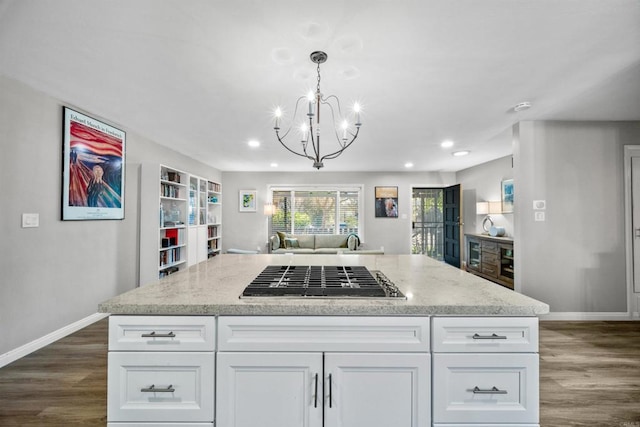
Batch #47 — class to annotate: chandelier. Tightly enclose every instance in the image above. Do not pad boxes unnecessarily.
[274,51,362,169]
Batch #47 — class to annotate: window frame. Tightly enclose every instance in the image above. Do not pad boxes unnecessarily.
[268,184,365,240]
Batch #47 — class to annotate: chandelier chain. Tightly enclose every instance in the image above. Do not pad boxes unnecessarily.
[316,63,321,94]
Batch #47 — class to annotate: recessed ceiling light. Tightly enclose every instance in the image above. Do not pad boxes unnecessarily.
[248,139,260,148]
[270,163,278,168]
[404,162,414,168]
[452,150,470,157]
[441,140,454,148]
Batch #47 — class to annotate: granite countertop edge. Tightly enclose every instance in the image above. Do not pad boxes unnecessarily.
[99,254,550,317]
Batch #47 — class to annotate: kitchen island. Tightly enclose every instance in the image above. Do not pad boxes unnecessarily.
[100,254,548,427]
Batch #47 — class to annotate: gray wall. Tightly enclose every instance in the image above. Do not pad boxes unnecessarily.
[0,75,220,356]
[514,120,640,312]
[221,171,457,254]
[457,156,514,237]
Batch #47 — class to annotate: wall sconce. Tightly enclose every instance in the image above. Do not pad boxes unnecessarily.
[476,201,502,232]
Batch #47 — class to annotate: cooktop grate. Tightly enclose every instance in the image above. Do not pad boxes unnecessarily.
[241,265,405,299]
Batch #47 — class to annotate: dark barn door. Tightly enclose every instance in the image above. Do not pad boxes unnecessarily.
[443,184,461,268]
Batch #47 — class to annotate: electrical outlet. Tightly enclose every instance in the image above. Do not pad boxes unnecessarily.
[535,211,545,222]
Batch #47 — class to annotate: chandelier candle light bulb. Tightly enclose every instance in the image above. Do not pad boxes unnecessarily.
[273,51,363,169]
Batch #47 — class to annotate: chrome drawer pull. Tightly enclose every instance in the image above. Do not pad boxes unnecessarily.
[141,384,175,393]
[313,373,318,408]
[472,333,507,340]
[472,386,507,394]
[141,331,176,338]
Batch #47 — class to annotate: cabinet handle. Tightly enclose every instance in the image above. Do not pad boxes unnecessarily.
[472,333,507,340]
[314,373,318,408]
[140,384,175,393]
[472,386,507,394]
[328,373,333,408]
[141,331,176,338]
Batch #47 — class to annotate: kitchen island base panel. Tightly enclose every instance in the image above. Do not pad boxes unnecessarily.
[106,314,539,426]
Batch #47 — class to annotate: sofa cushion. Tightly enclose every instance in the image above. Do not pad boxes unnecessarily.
[291,234,315,249]
[272,248,315,254]
[276,231,287,248]
[315,234,348,249]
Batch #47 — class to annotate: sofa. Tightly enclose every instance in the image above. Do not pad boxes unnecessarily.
[270,233,383,255]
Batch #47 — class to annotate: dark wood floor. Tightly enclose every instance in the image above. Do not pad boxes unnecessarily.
[0,319,639,426]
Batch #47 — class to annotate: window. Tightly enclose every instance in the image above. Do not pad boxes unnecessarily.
[270,186,363,237]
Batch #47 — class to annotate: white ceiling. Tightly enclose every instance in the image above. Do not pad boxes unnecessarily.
[1,0,639,172]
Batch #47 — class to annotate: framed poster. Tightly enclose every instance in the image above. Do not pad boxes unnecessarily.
[239,190,257,212]
[502,179,514,213]
[61,107,126,220]
[375,186,398,218]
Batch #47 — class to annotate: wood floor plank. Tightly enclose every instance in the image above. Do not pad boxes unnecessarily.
[0,318,639,425]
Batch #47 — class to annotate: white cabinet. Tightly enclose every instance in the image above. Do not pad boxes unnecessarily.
[107,316,216,425]
[216,316,431,427]
[106,315,539,426]
[216,352,323,427]
[216,351,430,427]
[432,317,540,427]
[108,352,214,423]
[324,352,430,427]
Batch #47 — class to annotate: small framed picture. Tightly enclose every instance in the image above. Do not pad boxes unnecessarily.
[502,179,514,213]
[375,186,398,218]
[239,190,257,212]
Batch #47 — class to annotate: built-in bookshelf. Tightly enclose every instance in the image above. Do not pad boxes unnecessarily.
[140,164,222,286]
[158,166,187,279]
[207,181,222,257]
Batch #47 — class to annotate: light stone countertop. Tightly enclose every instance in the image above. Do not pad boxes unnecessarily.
[98,254,549,316]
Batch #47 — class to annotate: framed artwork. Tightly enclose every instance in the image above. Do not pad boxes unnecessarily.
[239,190,257,212]
[61,107,126,220]
[375,186,398,218]
[502,179,514,213]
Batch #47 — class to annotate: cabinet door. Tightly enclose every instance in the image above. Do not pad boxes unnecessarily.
[216,352,323,427]
[324,353,430,427]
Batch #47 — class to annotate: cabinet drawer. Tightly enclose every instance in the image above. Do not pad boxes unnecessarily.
[433,353,539,424]
[432,317,538,353]
[434,424,538,427]
[107,352,214,422]
[481,264,498,276]
[481,240,498,253]
[109,316,215,351]
[218,316,430,352]
[482,252,498,264]
[108,424,213,426]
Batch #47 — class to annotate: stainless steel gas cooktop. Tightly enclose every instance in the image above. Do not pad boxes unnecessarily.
[240,265,405,299]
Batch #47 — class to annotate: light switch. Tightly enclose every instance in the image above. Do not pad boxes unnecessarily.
[22,213,39,228]
[533,200,546,210]
[535,211,545,222]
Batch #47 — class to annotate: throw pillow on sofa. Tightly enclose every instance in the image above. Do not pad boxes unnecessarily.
[271,234,281,251]
[284,237,300,248]
[347,234,360,250]
[276,231,287,248]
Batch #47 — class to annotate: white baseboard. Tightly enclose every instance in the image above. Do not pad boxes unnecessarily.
[0,312,109,369]
[540,311,636,321]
